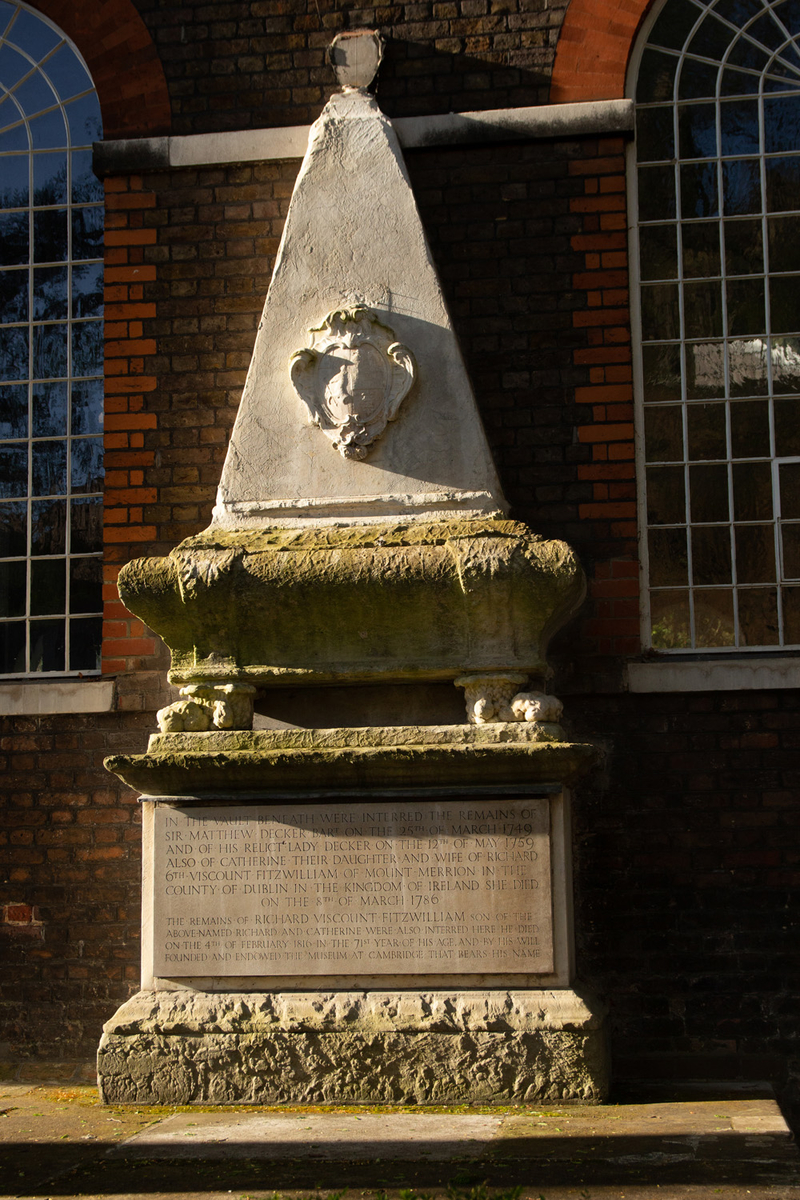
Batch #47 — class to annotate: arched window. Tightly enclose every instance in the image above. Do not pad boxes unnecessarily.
[631,0,800,651]
[0,1,103,675]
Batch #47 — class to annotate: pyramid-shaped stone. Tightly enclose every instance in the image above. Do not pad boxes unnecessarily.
[213,90,506,528]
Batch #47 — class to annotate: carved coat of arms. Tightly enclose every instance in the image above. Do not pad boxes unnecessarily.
[289,306,416,460]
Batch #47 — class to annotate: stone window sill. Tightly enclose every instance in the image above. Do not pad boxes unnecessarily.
[0,679,115,716]
[626,658,800,693]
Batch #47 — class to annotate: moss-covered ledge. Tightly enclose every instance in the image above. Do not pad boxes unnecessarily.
[105,724,600,796]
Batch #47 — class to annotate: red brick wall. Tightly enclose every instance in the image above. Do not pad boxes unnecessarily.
[33,0,170,137]
[567,141,639,659]
[102,175,160,687]
[570,689,800,1111]
[132,0,567,134]
[551,0,654,102]
[0,713,148,1060]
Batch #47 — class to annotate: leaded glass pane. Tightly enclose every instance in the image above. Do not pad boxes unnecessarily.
[690,462,730,519]
[782,523,800,576]
[682,221,721,277]
[0,3,103,675]
[687,403,728,460]
[737,586,780,641]
[645,405,684,460]
[643,343,683,400]
[725,218,764,274]
[635,0,800,648]
[650,589,691,646]
[692,525,733,583]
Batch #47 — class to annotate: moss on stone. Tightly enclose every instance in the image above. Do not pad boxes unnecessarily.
[117,519,585,688]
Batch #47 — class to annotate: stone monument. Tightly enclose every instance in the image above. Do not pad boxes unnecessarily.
[98,33,608,1105]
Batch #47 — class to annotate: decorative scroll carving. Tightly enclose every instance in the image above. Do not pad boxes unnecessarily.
[157,684,257,733]
[454,674,565,740]
[455,673,528,725]
[511,692,563,724]
[289,306,416,460]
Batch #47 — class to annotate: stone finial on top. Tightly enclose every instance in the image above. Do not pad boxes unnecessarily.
[328,31,384,91]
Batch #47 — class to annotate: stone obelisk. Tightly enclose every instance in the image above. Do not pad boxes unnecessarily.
[98,32,608,1105]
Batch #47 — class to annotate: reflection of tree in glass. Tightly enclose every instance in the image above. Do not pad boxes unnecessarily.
[0,501,27,556]
[0,269,27,322]
[0,212,28,266]
[70,496,102,554]
[34,208,68,264]
[72,263,102,317]
[34,162,68,207]
[652,610,736,649]
[31,498,66,555]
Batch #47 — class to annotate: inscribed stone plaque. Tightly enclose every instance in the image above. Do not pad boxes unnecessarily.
[153,798,553,976]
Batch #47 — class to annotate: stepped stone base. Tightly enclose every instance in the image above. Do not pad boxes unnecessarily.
[97,988,609,1105]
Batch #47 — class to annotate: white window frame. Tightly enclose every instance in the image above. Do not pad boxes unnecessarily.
[0,1,104,679]
[627,0,800,665]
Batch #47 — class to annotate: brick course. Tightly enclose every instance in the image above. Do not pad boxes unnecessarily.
[550,0,653,102]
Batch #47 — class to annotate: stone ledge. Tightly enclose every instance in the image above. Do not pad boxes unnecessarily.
[94,100,635,175]
[0,679,114,716]
[105,733,600,796]
[627,658,800,693]
[97,988,609,1105]
[103,987,606,1035]
[146,723,573,754]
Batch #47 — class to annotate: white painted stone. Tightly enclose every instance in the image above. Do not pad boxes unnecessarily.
[212,90,506,528]
[329,30,384,90]
[627,658,800,692]
[95,100,635,173]
[0,679,114,715]
[169,125,309,167]
[289,305,416,459]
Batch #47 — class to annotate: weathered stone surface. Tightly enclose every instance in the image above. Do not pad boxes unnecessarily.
[97,988,609,1105]
[117,519,585,691]
[151,797,555,978]
[105,724,599,795]
[212,89,505,527]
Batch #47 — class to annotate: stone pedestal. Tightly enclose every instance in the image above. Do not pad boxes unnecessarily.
[98,988,608,1105]
[99,730,608,1104]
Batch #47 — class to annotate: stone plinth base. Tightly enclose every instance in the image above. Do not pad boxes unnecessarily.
[97,988,609,1105]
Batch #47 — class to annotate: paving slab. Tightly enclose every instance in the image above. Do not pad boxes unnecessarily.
[113,1112,501,1161]
[0,1082,798,1200]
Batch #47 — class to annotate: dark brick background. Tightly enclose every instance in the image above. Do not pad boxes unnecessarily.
[132,0,566,135]
[1,0,798,1138]
[0,714,147,1061]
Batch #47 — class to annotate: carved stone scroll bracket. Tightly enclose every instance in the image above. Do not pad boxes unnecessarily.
[289,306,416,460]
[509,691,566,742]
[157,684,257,734]
[455,673,528,725]
[454,673,565,740]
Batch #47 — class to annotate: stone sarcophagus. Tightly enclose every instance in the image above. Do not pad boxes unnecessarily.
[99,34,608,1106]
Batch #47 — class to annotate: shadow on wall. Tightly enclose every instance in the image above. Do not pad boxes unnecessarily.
[375,40,552,118]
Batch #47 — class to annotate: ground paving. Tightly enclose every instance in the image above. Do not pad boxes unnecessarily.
[1,1077,798,1200]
